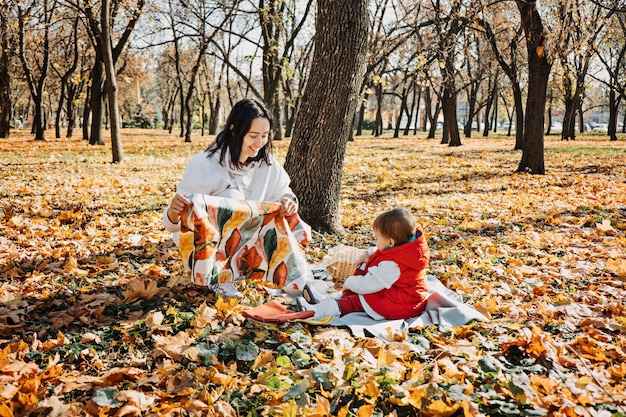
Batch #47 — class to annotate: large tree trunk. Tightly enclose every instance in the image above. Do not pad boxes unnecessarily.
[284,0,368,233]
[516,1,551,174]
[102,0,123,162]
[0,18,10,139]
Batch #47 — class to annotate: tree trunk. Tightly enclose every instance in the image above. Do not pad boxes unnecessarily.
[209,93,220,135]
[512,85,524,149]
[442,83,461,146]
[545,93,552,135]
[516,1,551,174]
[272,97,282,140]
[463,83,478,138]
[608,88,618,141]
[66,82,78,138]
[355,91,368,136]
[0,20,10,139]
[89,60,105,145]
[82,87,91,140]
[421,88,430,132]
[393,77,410,138]
[102,0,123,162]
[405,85,418,136]
[183,35,209,143]
[483,76,497,137]
[55,81,66,139]
[492,91,498,132]
[284,0,368,233]
[373,82,383,136]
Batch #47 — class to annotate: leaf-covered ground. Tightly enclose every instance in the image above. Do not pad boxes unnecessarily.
[1,130,625,417]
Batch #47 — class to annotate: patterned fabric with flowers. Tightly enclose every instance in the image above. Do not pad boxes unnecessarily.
[179,194,311,288]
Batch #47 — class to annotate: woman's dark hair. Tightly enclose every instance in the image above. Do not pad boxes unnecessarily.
[373,208,417,246]
[206,99,273,169]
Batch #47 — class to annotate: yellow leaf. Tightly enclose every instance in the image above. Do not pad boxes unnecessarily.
[577,391,593,406]
[575,375,593,388]
[282,400,298,417]
[428,399,461,417]
[314,394,331,416]
[356,379,379,400]
[595,218,614,232]
[608,362,626,379]
[507,323,521,331]
[606,258,626,278]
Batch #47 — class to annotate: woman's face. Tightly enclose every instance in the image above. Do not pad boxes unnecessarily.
[239,117,270,163]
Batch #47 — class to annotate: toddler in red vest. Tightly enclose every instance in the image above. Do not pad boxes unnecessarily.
[297,207,430,320]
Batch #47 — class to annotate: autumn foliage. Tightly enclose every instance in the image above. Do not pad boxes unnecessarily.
[1,130,625,416]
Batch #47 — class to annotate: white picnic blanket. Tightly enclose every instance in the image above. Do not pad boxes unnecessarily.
[328,274,488,340]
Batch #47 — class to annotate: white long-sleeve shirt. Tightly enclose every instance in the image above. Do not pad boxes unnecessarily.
[163,149,296,233]
[342,247,402,320]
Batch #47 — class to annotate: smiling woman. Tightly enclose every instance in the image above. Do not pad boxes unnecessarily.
[162,98,307,297]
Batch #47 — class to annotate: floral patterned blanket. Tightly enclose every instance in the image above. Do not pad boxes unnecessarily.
[179,194,312,288]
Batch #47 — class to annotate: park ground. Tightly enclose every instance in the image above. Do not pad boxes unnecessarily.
[0,130,625,416]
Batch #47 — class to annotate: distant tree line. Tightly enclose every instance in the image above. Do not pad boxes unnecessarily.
[1,0,626,172]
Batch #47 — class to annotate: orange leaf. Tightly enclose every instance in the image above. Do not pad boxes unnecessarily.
[357,404,374,417]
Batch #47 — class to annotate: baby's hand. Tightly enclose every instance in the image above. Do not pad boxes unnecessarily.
[355,250,369,265]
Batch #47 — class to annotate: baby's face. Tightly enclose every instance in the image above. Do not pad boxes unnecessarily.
[374,229,394,251]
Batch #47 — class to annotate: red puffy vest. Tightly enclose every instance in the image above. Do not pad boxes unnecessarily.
[361,231,430,320]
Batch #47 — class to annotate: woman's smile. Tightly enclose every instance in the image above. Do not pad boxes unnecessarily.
[240,117,270,163]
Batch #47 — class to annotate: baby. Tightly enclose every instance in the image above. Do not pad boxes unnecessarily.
[298,207,430,320]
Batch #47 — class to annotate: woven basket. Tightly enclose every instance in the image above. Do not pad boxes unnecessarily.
[322,245,364,286]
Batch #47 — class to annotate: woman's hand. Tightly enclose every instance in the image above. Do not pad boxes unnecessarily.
[279,196,297,216]
[167,194,191,224]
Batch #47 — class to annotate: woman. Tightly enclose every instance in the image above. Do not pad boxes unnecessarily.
[163,99,301,297]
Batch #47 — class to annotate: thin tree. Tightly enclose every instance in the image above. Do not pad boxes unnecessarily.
[478,15,525,149]
[593,13,626,141]
[284,0,369,232]
[554,0,612,141]
[101,0,122,162]
[78,0,145,147]
[51,17,80,139]
[17,0,56,141]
